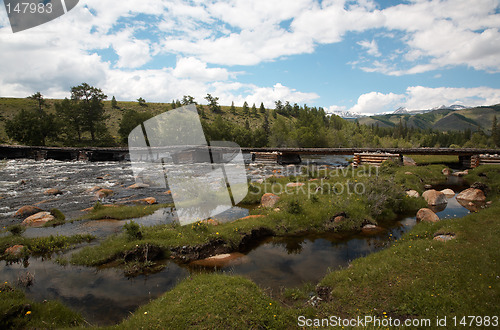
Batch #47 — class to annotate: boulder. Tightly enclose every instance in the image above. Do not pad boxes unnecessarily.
[22,212,55,227]
[261,193,280,208]
[452,170,468,177]
[422,189,448,205]
[286,182,305,188]
[201,219,220,226]
[14,205,43,218]
[456,188,486,202]
[4,245,25,257]
[440,188,455,197]
[44,188,62,196]
[85,186,102,193]
[127,183,149,189]
[424,184,432,189]
[361,224,384,234]
[416,208,440,222]
[404,172,413,175]
[442,168,451,176]
[95,189,114,199]
[238,215,266,221]
[129,197,157,205]
[433,234,455,242]
[403,156,417,166]
[190,253,247,267]
[406,190,420,198]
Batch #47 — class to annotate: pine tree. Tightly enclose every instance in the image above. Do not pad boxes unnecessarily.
[259,102,266,114]
[251,103,257,116]
[242,101,249,115]
[492,115,500,147]
[111,96,118,108]
[230,101,236,115]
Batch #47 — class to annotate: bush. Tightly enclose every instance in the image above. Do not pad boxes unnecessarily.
[123,221,142,240]
[287,199,303,214]
[8,224,25,236]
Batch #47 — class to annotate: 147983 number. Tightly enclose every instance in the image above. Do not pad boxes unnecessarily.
[6,2,53,14]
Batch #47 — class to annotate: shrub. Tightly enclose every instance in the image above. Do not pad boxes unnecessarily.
[287,199,303,214]
[124,221,142,240]
[8,224,25,236]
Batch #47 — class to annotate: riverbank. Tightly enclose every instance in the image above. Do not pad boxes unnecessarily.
[110,166,499,328]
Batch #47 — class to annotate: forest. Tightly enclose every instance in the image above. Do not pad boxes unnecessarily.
[1,83,500,149]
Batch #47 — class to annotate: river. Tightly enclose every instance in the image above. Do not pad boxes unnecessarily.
[0,156,470,325]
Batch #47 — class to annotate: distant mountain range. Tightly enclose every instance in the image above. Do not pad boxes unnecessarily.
[351,104,500,132]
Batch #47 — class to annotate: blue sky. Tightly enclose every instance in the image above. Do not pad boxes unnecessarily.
[1,0,500,115]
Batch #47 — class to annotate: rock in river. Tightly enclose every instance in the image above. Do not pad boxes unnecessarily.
[44,188,63,196]
[127,183,150,189]
[22,212,55,227]
[190,253,247,267]
[15,205,43,218]
[95,189,114,199]
[261,193,280,208]
[440,188,455,197]
[422,189,447,205]
[416,208,439,222]
[456,188,486,202]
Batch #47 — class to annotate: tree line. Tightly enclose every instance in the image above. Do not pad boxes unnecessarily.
[3,84,500,148]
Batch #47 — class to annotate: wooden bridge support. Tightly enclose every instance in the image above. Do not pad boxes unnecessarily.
[353,153,402,167]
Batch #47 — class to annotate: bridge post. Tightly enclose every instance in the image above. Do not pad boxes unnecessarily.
[459,155,472,168]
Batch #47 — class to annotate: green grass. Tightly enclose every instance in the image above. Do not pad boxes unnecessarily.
[464,164,500,199]
[410,155,460,166]
[316,202,500,320]
[113,273,290,329]
[0,282,83,328]
[77,203,173,221]
[0,234,94,260]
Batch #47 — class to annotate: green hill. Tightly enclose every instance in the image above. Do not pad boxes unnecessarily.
[0,97,292,145]
[358,105,500,132]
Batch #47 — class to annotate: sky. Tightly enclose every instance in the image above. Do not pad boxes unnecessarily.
[1,0,500,115]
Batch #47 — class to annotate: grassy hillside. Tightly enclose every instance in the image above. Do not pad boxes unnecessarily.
[0,97,291,145]
[358,105,500,132]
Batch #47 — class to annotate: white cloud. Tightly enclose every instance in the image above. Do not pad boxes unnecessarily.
[357,39,381,57]
[341,86,500,115]
[173,57,230,81]
[349,91,403,115]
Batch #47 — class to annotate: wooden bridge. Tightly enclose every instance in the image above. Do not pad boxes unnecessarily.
[1,145,499,168]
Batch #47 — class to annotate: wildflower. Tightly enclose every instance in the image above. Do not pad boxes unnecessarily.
[144,312,148,315]
[26,311,31,315]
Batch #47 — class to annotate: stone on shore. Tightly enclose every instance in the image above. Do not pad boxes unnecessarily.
[15,205,43,218]
[442,168,451,176]
[416,208,439,222]
[286,182,305,188]
[4,245,25,257]
[406,190,420,198]
[433,234,455,242]
[261,193,280,208]
[422,189,448,205]
[403,156,417,166]
[238,215,266,221]
[22,212,55,227]
[456,188,486,202]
